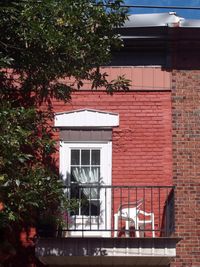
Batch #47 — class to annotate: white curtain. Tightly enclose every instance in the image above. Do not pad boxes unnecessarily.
[72,168,99,199]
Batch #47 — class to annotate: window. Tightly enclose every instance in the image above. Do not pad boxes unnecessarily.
[70,148,101,216]
[56,109,119,236]
[60,142,112,237]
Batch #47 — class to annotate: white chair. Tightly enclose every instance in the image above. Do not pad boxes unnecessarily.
[136,210,155,238]
[114,199,155,237]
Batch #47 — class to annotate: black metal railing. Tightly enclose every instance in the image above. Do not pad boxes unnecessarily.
[60,185,175,238]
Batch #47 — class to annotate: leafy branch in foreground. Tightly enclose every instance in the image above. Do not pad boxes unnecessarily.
[0,1,129,263]
[0,0,129,102]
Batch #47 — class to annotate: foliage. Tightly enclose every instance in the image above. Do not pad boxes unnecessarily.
[0,0,128,100]
[0,1,128,253]
[0,103,64,226]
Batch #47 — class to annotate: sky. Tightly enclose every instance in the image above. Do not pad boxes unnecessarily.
[125,0,200,19]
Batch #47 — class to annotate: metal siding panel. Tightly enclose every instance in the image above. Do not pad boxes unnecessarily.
[60,130,112,141]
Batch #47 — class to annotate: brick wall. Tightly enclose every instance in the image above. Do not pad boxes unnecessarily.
[50,66,172,239]
[52,89,172,235]
[53,91,172,187]
[171,70,200,267]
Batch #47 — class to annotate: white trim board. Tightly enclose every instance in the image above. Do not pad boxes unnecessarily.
[54,109,119,128]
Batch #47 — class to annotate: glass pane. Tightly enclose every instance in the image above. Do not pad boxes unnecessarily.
[71,167,91,184]
[91,200,100,216]
[81,200,100,216]
[80,167,90,183]
[81,199,89,216]
[85,186,99,199]
[81,150,90,165]
[70,183,80,199]
[71,167,81,183]
[71,150,80,165]
[91,167,100,183]
[92,150,100,165]
[93,188,99,199]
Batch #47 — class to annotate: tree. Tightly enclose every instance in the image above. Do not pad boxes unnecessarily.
[0,0,128,265]
[0,0,129,99]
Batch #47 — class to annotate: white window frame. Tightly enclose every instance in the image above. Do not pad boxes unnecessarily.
[60,141,112,237]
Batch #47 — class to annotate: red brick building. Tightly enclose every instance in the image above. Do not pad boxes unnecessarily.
[36,13,200,267]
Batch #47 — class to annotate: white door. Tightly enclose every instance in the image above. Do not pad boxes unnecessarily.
[60,142,112,237]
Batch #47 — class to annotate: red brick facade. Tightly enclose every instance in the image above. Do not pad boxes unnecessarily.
[53,90,172,187]
[171,70,200,267]
[51,67,173,240]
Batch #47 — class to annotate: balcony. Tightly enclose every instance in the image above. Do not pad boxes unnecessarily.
[36,185,179,266]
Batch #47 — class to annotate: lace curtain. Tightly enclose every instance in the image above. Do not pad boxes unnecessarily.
[72,168,99,199]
